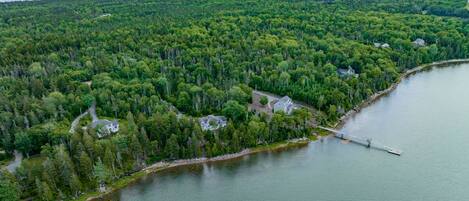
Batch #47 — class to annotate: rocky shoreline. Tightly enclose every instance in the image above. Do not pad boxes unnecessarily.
[142,137,310,173]
[142,149,253,173]
[86,138,310,201]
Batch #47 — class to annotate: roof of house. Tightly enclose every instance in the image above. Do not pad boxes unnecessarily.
[199,115,227,131]
[413,38,426,46]
[337,67,357,77]
[200,115,227,124]
[274,96,294,114]
[374,42,390,48]
[91,119,117,128]
[275,96,292,108]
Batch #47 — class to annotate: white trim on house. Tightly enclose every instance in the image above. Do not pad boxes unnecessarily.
[199,115,227,131]
[273,96,295,115]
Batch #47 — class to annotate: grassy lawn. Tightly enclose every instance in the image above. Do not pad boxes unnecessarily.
[311,127,332,137]
[252,136,312,152]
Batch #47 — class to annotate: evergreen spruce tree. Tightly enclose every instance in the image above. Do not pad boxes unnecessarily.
[78,151,93,181]
[164,134,180,159]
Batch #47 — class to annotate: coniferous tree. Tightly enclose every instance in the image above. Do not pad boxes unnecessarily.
[78,151,93,181]
[165,134,180,159]
[93,158,111,188]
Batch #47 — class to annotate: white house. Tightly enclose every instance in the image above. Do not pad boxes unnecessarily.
[273,96,295,115]
[199,115,227,131]
[91,119,119,138]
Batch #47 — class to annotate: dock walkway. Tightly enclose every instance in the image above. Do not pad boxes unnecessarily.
[317,126,402,156]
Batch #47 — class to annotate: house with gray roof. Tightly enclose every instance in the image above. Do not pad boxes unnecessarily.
[337,66,357,78]
[199,115,227,131]
[381,43,390,48]
[273,96,295,115]
[413,38,426,47]
[91,119,119,138]
[374,43,390,48]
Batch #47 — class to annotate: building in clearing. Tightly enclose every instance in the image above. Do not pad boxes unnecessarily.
[374,43,390,48]
[199,115,227,131]
[273,96,295,115]
[337,66,357,78]
[91,119,119,138]
[413,38,426,47]
[98,13,112,18]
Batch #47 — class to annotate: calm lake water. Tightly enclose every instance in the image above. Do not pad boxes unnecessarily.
[109,63,469,201]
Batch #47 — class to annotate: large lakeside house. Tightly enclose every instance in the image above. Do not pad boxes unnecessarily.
[91,119,119,138]
[374,42,390,49]
[273,96,295,115]
[337,66,358,78]
[413,38,426,47]
[199,115,227,131]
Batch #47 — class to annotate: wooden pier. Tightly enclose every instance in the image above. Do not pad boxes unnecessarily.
[317,126,402,156]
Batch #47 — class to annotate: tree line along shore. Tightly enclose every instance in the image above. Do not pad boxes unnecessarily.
[86,58,469,201]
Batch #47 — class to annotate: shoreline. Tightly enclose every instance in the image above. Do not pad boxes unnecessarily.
[84,137,312,201]
[143,136,311,173]
[82,58,469,201]
[335,59,469,129]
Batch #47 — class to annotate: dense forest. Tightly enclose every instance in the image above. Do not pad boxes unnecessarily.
[328,0,469,18]
[0,0,468,200]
